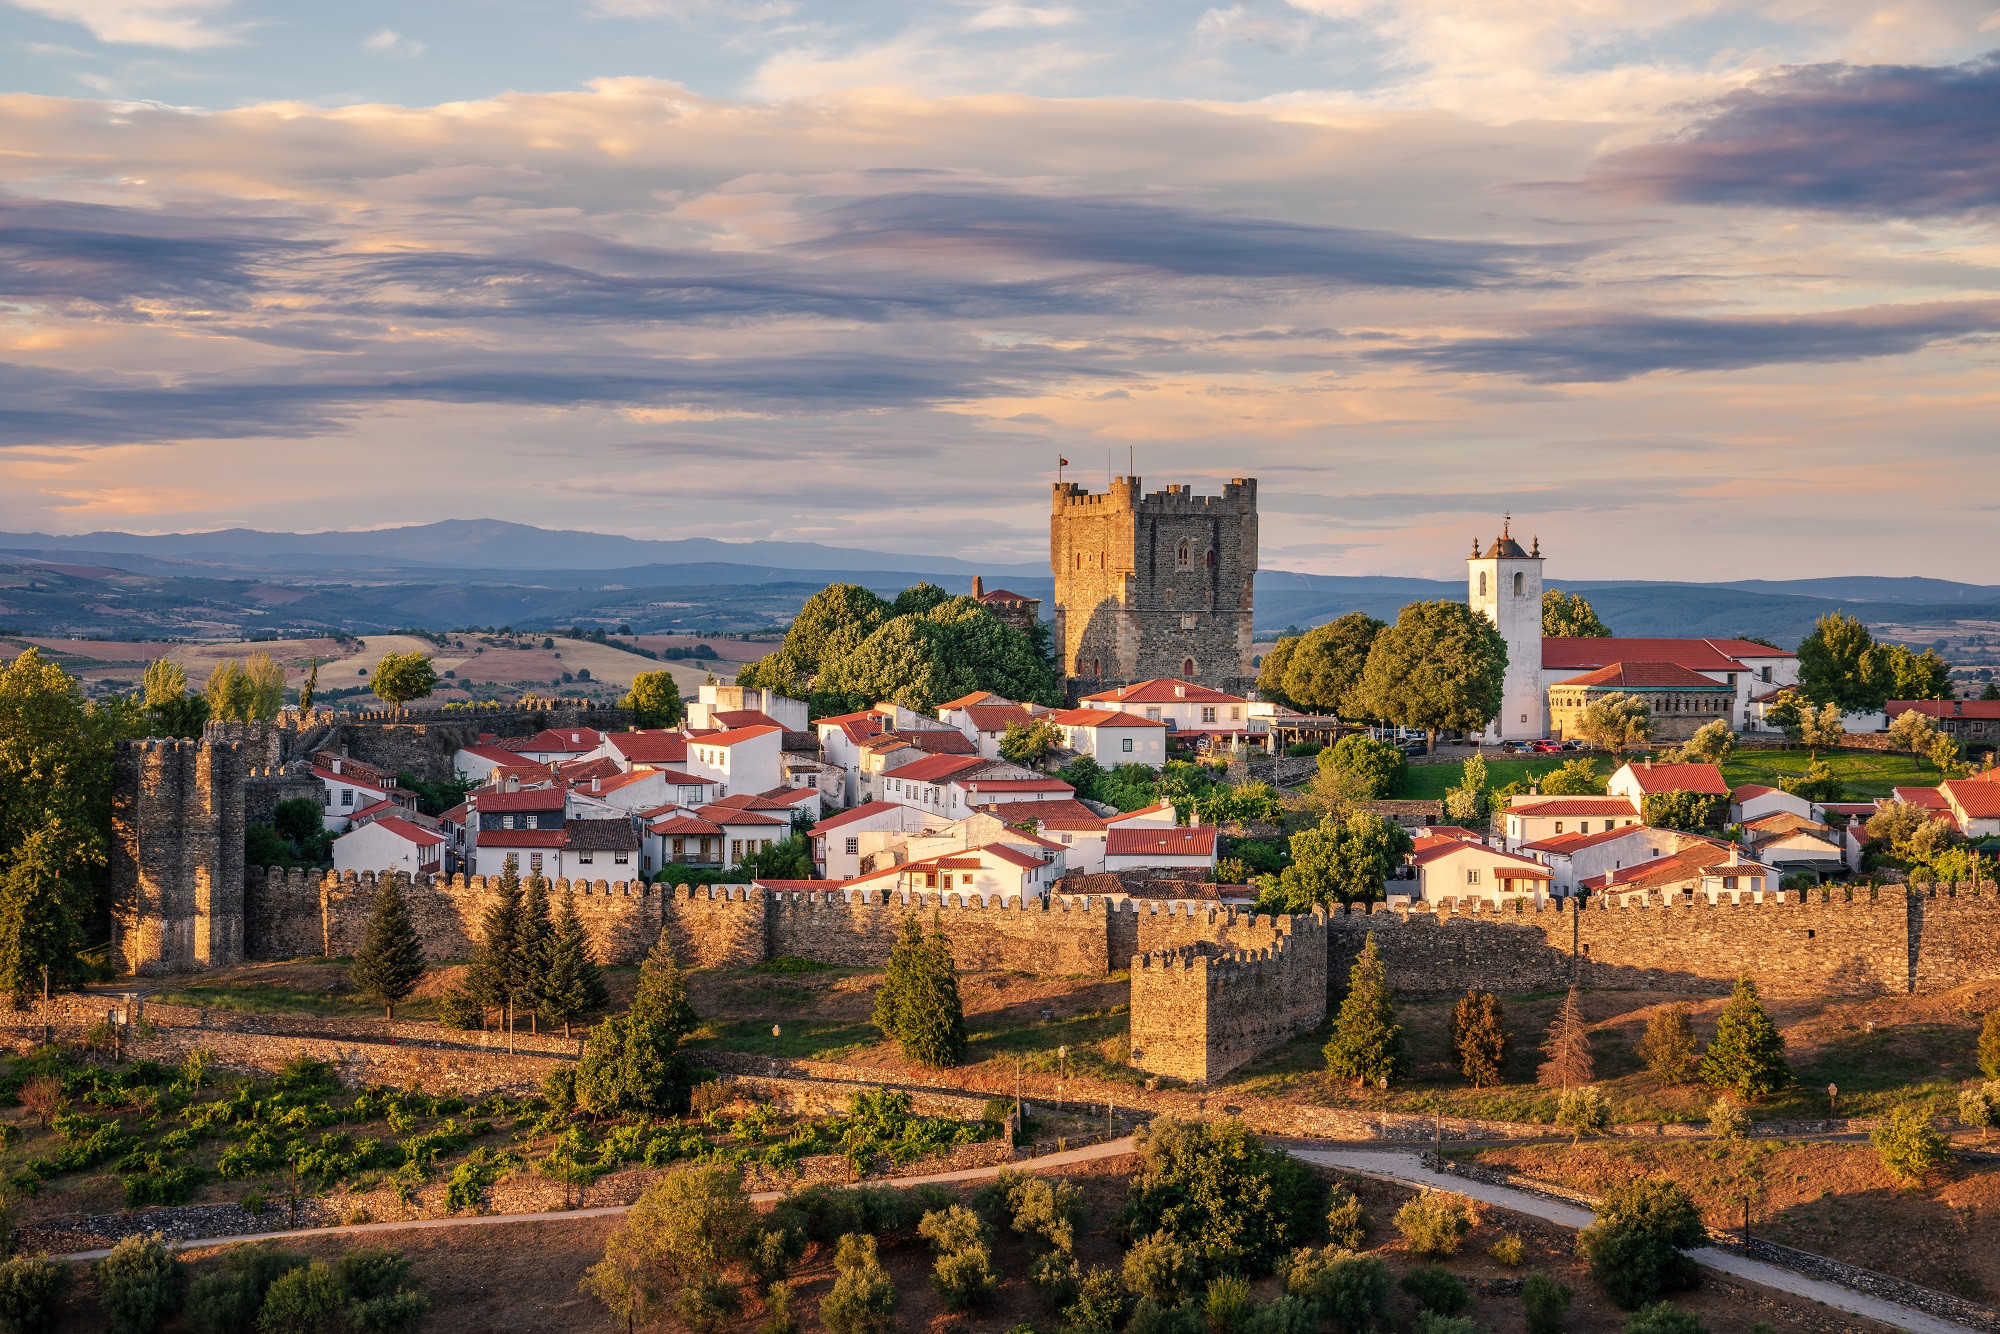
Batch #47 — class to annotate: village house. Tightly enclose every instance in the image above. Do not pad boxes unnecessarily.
[331,814,447,877]
[1887,699,2000,754]
[683,724,783,798]
[452,740,535,785]
[1404,838,1553,903]
[1104,825,1218,875]
[1079,679,1263,746]
[504,726,608,765]
[686,683,809,733]
[843,842,1058,901]
[590,729,689,772]
[940,698,1038,758]
[1736,812,1846,876]
[1606,760,1730,810]
[1729,784,1815,826]
[976,798,1112,872]
[1049,707,1168,767]
[1517,823,1684,897]
[311,759,406,833]
[1501,795,1640,852]
[809,801,939,879]
[1585,838,1778,901]
[1547,662,1737,744]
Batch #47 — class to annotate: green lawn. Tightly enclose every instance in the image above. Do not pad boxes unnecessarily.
[1392,746,1927,804]
[1395,757,1578,801]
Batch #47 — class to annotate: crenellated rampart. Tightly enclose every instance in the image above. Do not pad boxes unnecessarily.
[1130,911,1327,1084]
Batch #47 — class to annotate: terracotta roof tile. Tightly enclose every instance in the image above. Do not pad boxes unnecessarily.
[1618,763,1730,796]
[1081,678,1247,706]
[1106,827,1217,858]
[1557,661,1735,690]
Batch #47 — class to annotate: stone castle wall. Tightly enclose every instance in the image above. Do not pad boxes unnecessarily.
[1051,477,1257,694]
[1130,912,1327,1084]
[324,704,633,782]
[111,738,247,975]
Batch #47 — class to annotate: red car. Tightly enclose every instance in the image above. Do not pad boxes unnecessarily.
[1531,740,1564,753]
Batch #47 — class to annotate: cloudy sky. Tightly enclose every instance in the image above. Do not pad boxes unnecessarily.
[1,0,1996,580]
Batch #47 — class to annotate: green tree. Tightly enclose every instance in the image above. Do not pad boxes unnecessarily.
[1000,719,1065,765]
[1796,612,1892,714]
[96,1233,181,1334]
[621,671,685,728]
[1885,643,1953,701]
[1984,681,2000,702]
[1257,637,1299,707]
[1574,693,1651,759]
[298,657,318,711]
[0,1256,70,1334]
[1798,702,1844,759]
[1640,791,1721,832]
[349,873,426,1019]
[1354,600,1507,752]
[1543,588,1611,638]
[583,1166,758,1331]
[1539,757,1604,796]
[140,658,208,738]
[893,582,951,617]
[819,616,962,715]
[1283,613,1385,717]
[1256,811,1412,911]
[783,583,892,678]
[821,1234,898,1334]
[577,932,699,1117]
[1324,935,1406,1088]
[1678,719,1735,765]
[1536,988,1593,1091]
[464,855,524,1023]
[539,884,608,1036]
[925,598,1062,706]
[874,915,966,1067]
[1699,974,1789,1100]
[516,873,554,1034]
[1575,1179,1703,1310]
[0,648,129,1003]
[1620,1302,1709,1334]
[1637,1004,1697,1083]
[1120,1117,1321,1276]
[1442,750,1488,824]
[1316,734,1405,800]
[1450,989,1510,1087]
[371,653,437,714]
[1780,759,1842,804]
[1887,708,1938,774]
[1871,1107,1950,1184]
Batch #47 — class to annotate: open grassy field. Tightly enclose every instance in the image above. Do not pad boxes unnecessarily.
[1395,746,1931,804]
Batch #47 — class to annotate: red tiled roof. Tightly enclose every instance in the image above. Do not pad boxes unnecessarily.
[713,709,782,729]
[438,802,469,824]
[977,588,1037,604]
[937,692,1005,712]
[752,878,824,890]
[634,768,710,788]
[1556,661,1734,690]
[889,754,986,783]
[1743,812,1831,836]
[1106,827,1218,858]
[811,801,907,834]
[350,798,400,821]
[1618,763,1729,796]
[695,804,788,827]
[1418,825,1485,842]
[457,743,526,767]
[757,787,820,807]
[311,765,389,794]
[353,816,447,848]
[960,778,1076,794]
[964,704,1034,732]
[1892,787,1947,810]
[508,727,606,754]
[582,770,661,795]
[474,789,567,812]
[1414,841,1555,878]
[651,815,723,837]
[1050,708,1167,729]
[1107,801,1177,824]
[607,731,689,765]
[903,730,978,755]
[1944,779,2000,819]
[979,798,1108,831]
[859,734,916,753]
[477,829,567,848]
[982,843,1047,869]
[1519,825,1650,855]
[1508,797,1640,817]
[692,725,783,748]
[1542,638,1751,673]
[1083,679,1247,706]
[556,757,624,784]
[1731,784,1778,801]
[1890,699,2000,721]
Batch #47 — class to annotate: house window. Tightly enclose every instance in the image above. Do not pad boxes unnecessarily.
[1061,833,1073,844]
[672,837,685,857]
[1146,708,1160,721]
[845,836,860,855]
[1201,706,1216,724]
[1466,868,1481,884]
[578,850,594,864]
[322,789,332,809]
[1761,666,1772,683]
[341,788,355,808]
[925,872,938,888]
[1122,737,1134,753]
[529,853,543,873]
[614,851,629,864]
[1478,571,1487,597]
[1579,822,1589,834]
[1183,658,1196,677]
[1724,876,1738,890]
[502,814,516,830]
[1554,822,1564,833]
[1230,707,1241,720]
[730,839,744,862]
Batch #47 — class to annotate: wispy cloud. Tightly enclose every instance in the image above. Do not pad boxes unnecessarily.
[362,28,426,58]
[7,0,239,48]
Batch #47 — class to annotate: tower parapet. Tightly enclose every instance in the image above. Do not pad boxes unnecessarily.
[1051,476,1257,697]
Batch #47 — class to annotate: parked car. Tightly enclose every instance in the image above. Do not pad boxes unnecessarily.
[1532,740,1564,753]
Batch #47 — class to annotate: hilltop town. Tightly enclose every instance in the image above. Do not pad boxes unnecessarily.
[2,477,1998,1333]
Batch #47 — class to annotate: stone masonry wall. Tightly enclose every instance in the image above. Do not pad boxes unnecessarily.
[111,737,246,975]
[1130,911,1326,1084]
[769,890,1114,974]
[663,884,766,968]
[328,704,633,782]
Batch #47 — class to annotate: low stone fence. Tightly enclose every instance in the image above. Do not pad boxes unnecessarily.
[1424,1154,2000,1334]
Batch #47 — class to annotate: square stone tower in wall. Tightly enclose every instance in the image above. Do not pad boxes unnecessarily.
[1051,476,1258,697]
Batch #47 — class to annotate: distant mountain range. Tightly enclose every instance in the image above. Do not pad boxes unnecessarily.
[0,521,1995,646]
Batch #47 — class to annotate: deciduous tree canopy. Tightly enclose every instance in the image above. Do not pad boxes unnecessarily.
[1354,601,1506,750]
[1796,612,1893,714]
[1542,589,1610,638]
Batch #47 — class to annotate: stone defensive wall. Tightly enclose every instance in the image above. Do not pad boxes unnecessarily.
[1327,882,2000,999]
[320,703,634,782]
[1130,909,1327,1084]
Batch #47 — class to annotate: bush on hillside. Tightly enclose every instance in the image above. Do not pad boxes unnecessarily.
[1577,1180,1704,1310]
[1394,1193,1470,1258]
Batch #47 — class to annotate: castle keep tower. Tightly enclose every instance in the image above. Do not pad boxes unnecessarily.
[1467,517,1544,741]
[111,736,247,974]
[1051,476,1257,696]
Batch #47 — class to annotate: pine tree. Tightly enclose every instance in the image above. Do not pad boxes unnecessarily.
[1537,988,1594,1091]
[1700,974,1790,1100]
[1324,934,1406,1088]
[576,928,699,1117]
[873,915,966,1067]
[873,915,926,1049]
[349,872,425,1019]
[1637,1004,1698,1084]
[631,929,698,1041]
[465,855,524,1026]
[517,873,554,1034]
[1450,988,1510,1087]
[539,885,607,1037]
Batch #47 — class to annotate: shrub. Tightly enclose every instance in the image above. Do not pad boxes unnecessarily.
[184,1245,303,1334]
[789,1183,921,1245]
[1521,1270,1573,1334]
[1287,1249,1387,1329]
[1400,1265,1471,1315]
[1872,1107,1951,1184]
[1489,1232,1525,1267]
[0,1257,68,1334]
[1062,1266,1129,1334]
[1122,1232,1197,1306]
[1395,1193,1470,1258]
[759,1282,797,1334]
[540,1066,576,1114]
[1031,1251,1082,1309]
[345,1289,427,1334]
[1707,1099,1749,1140]
[1127,1297,1204,1334]
[931,1248,997,1312]
[1120,1118,1321,1276]
[1242,1294,1316,1334]
[96,1234,180,1334]
[436,990,481,1030]
[1202,1275,1253,1334]
[919,1205,988,1257]
[1637,1006,1697,1084]
[1960,1083,2000,1139]
[1010,1176,1087,1254]
[1980,1009,2000,1080]
[820,1235,897,1334]
[1325,1185,1369,1250]
[672,1276,738,1334]
[1576,1180,1704,1310]
[1621,1302,1709,1334]
[1556,1086,1609,1138]
[1411,1316,1481,1334]
[255,1262,346,1334]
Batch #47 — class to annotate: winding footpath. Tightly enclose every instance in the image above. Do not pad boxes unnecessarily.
[54,1135,1985,1333]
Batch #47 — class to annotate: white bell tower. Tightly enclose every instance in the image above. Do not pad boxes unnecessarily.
[1467,516,1545,742]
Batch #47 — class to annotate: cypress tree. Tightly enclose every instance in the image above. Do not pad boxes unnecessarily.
[1324,934,1406,1088]
[901,916,967,1067]
[1537,988,1594,1091]
[517,874,554,1034]
[576,928,699,1116]
[631,928,698,1041]
[349,872,425,1019]
[1700,974,1790,1100]
[465,854,524,1026]
[1450,988,1510,1088]
[539,885,607,1037]
[873,915,927,1049]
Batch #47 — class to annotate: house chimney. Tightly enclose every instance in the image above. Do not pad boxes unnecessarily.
[331,758,343,774]
[592,777,601,792]
[1954,699,1963,717]
[1644,756,1653,769]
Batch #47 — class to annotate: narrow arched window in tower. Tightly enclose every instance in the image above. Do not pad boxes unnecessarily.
[1205,548,1215,568]
[1513,571,1524,596]
[1183,657,1196,677]
[1478,572,1487,597]
[1092,657,1101,676]
[1176,538,1191,570]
